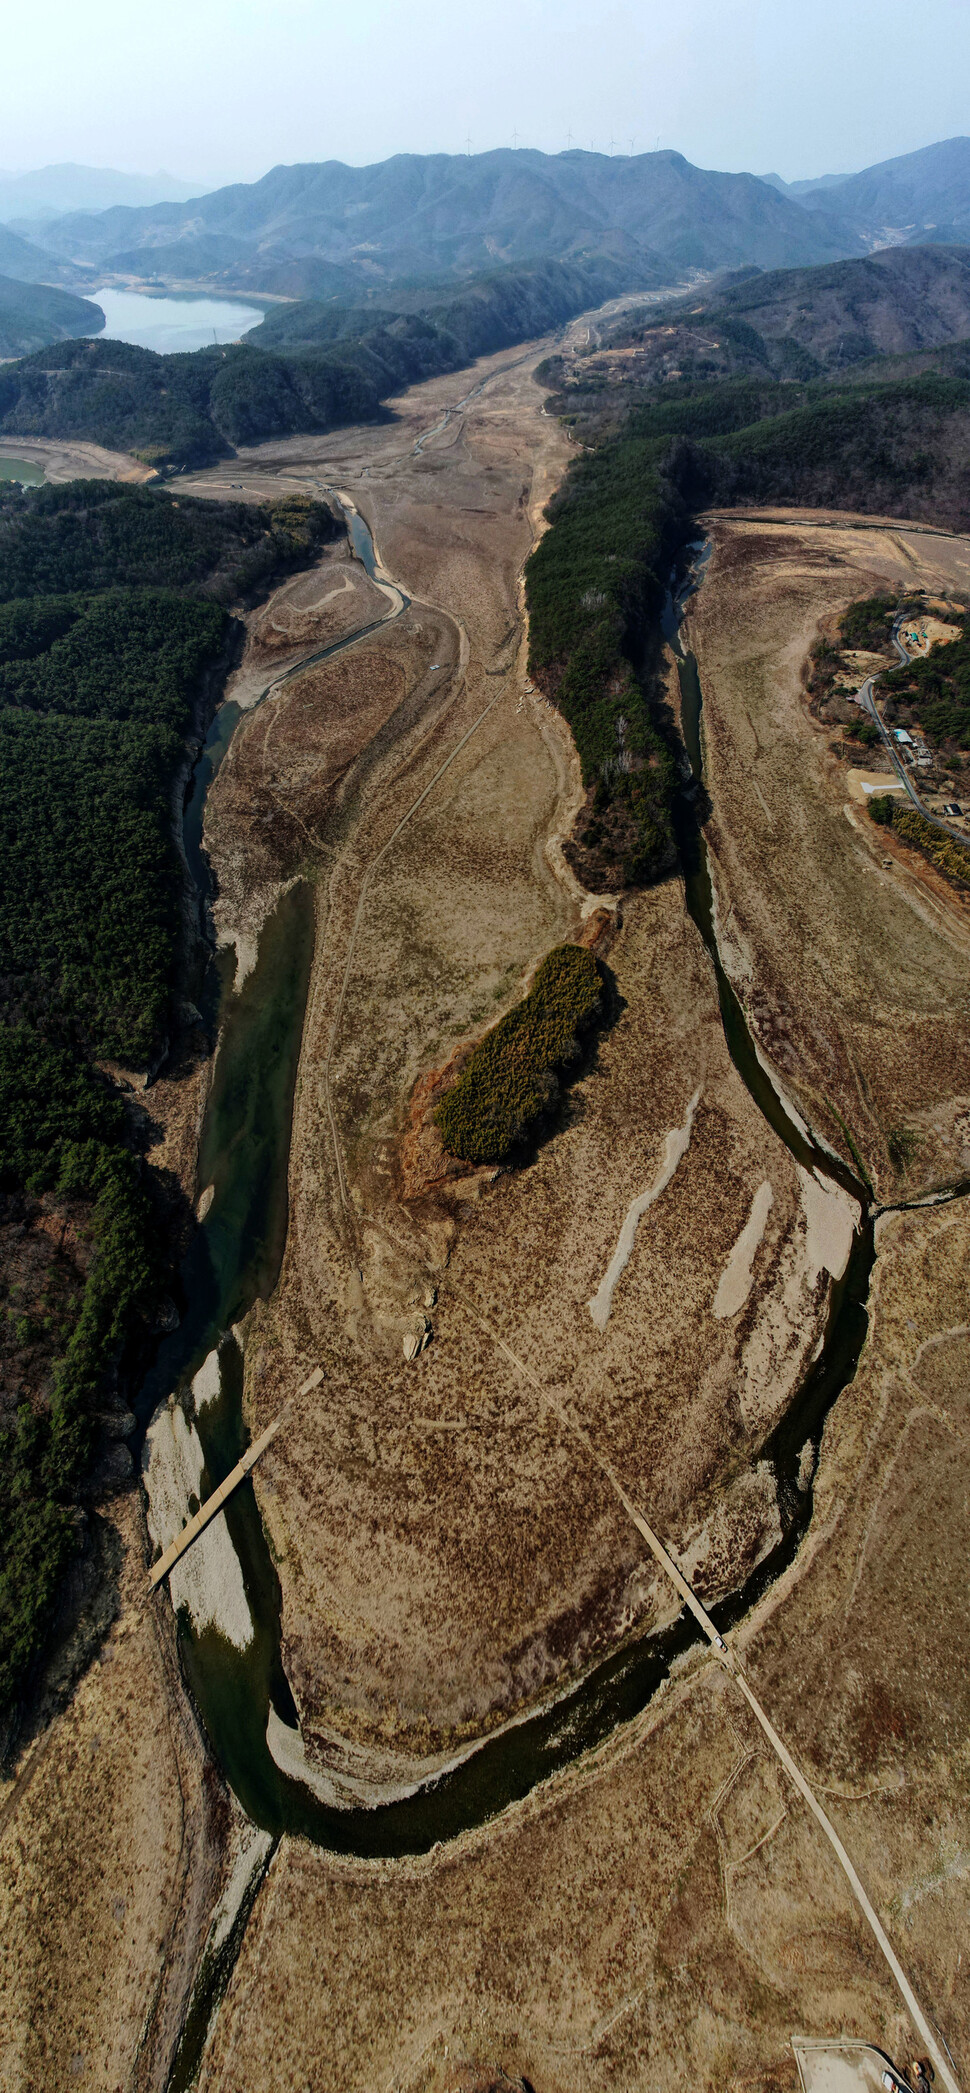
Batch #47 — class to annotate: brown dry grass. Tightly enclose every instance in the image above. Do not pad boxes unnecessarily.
[0,1495,224,2090]
[688,515,970,1197]
[193,358,842,1777]
[197,1200,970,2093]
[246,544,388,663]
[6,329,970,2093]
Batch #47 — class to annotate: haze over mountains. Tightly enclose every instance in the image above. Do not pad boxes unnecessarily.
[2,136,970,377]
[0,274,103,358]
[0,163,203,227]
[0,138,967,309]
[0,220,94,287]
[788,136,970,248]
[27,148,856,291]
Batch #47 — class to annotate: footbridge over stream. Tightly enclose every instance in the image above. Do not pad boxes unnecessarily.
[147,1366,323,1591]
[147,1302,962,2090]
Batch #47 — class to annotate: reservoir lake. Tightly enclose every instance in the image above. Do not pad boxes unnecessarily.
[90,286,266,352]
[0,456,46,485]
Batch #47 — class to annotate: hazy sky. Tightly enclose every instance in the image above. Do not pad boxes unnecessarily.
[4,0,969,190]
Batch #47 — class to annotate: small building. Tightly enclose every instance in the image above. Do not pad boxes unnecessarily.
[893,728,914,745]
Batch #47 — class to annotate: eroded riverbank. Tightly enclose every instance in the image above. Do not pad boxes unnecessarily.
[151,500,885,1876]
[188,533,970,2093]
[7,324,969,2092]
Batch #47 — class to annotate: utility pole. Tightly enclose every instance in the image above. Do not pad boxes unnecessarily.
[465,132,472,156]
[567,126,573,150]
[629,135,636,156]
[512,125,519,150]
[609,133,616,156]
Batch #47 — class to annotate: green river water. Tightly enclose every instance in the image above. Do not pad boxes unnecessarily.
[155,533,878,2085]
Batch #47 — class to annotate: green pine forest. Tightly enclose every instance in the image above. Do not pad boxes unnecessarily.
[0,478,336,1727]
[435,945,603,1163]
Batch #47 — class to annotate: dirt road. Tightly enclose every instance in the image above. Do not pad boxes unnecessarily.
[179,332,845,1815]
[6,326,970,2093]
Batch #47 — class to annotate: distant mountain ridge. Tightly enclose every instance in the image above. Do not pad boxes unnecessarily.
[34,148,857,289]
[761,171,851,199]
[551,245,970,416]
[791,137,970,249]
[0,163,203,226]
[13,139,970,304]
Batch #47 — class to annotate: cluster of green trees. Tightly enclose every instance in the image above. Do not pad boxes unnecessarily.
[0,1024,158,1714]
[0,578,230,1064]
[884,618,970,747]
[0,478,338,604]
[524,425,682,885]
[695,375,970,518]
[868,793,970,883]
[839,594,895,650]
[843,715,881,748]
[0,710,186,1064]
[0,588,225,724]
[435,945,602,1164]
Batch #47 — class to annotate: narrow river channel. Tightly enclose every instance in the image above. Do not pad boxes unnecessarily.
[153,526,882,2083]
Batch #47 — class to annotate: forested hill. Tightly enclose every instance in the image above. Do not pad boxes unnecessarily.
[0,477,338,1741]
[0,337,380,469]
[248,252,659,357]
[637,245,970,379]
[525,277,970,897]
[0,274,103,359]
[547,350,970,531]
[0,475,340,601]
[0,252,653,468]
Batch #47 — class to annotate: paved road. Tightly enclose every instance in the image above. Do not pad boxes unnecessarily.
[793,2039,911,2093]
[856,614,968,846]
